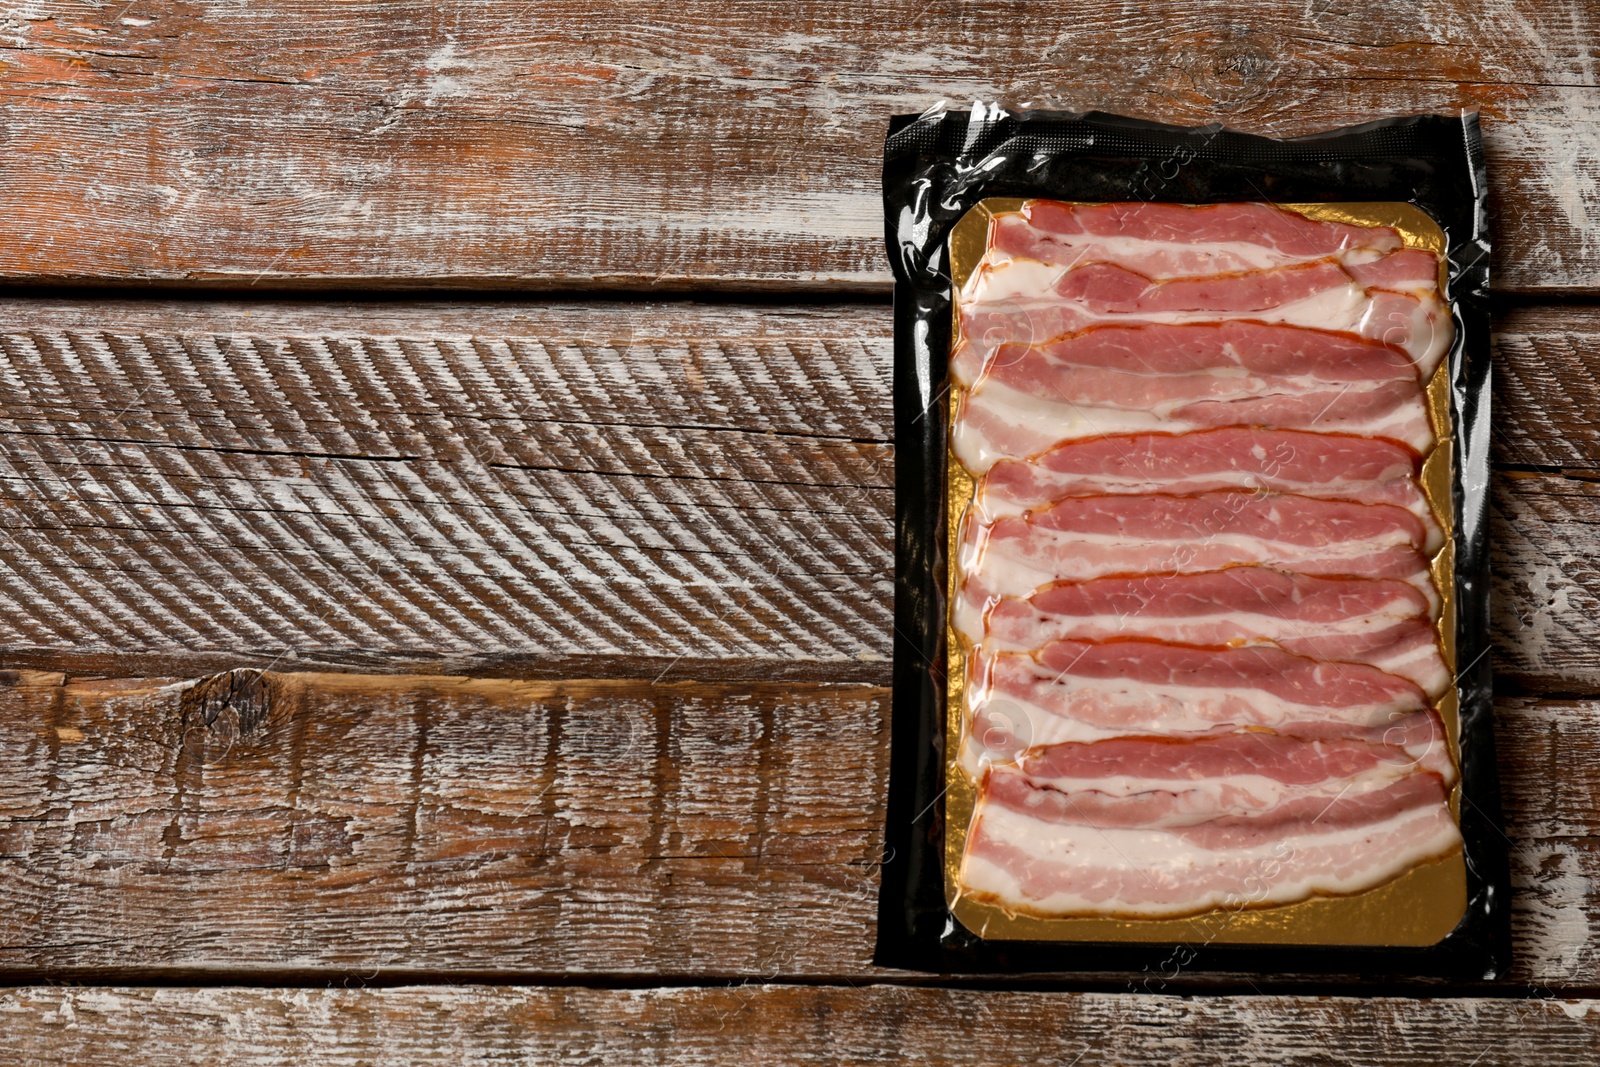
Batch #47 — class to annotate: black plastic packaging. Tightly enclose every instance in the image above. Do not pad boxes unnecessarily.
[875,106,1505,977]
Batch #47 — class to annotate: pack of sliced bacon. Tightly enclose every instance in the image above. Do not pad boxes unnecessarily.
[877,107,1506,976]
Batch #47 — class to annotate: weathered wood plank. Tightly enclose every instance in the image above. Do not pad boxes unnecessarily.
[0,300,894,682]
[1491,306,1600,472]
[1491,308,1600,476]
[1453,304,1600,693]
[0,2,1595,290]
[3,985,1599,1065]
[1492,474,1600,693]
[0,672,890,980]
[0,299,1594,689]
[0,671,1592,987]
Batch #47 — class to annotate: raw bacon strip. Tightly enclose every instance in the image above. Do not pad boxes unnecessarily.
[991,217,1300,280]
[959,766,1460,918]
[950,320,1433,464]
[966,569,1449,697]
[957,288,1450,378]
[990,212,1387,281]
[981,429,1422,508]
[954,494,1438,626]
[954,490,1433,594]
[1053,258,1391,316]
[991,206,1438,294]
[1344,247,1442,293]
[957,237,1450,375]
[959,639,1441,770]
[969,731,1457,885]
[953,374,1431,467]
[1354,289,1451,374]
[1021,201,1404,258]
[951,321,1420,393]
[963,699,1454,783]
[976,429,1443,552]
[983,762,1451,848]
[1040,636,1428,713]
[1008,729,1455,795]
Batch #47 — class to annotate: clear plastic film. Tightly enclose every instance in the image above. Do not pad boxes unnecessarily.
[876,107,1504,977]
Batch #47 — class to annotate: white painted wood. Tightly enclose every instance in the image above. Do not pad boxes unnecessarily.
[0,985,1596,1063]
[0,2,1594,290]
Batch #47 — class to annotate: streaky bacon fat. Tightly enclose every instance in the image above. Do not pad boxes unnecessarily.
[958,639,1444,774]
[963,568,1448,697]
[974,429,1444,553]
[1019,201,1404,258]
[950,320,1434,467]
[952,491,1440,640]
[959,764,1460,917]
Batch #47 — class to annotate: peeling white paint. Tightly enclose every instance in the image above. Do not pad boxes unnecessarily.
[1503,561,1578,673]
[421,41,476,107]
[1498,85,1600,287]
[1515,842,1599,979]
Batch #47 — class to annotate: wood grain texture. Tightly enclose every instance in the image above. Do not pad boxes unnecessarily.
[0,300,893,682]
[0,671,889,980]
[0,2,1595,291]
[1492,474,1600,693]
[3,985,1599,1065]
[1491,307,1600,472]
[0,298,1593,691]
[0,669,1592,988]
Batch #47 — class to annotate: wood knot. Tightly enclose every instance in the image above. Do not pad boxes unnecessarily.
[179,669,280,759]
[0,669,65,688]
[1162,27,1282,112]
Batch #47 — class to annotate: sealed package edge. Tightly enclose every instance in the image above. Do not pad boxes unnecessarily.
[875,106,1506,977]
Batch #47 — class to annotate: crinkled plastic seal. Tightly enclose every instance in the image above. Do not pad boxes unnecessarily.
[875,106,1504,977]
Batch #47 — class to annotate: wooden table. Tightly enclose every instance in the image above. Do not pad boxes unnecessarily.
[1,2,1599,1061]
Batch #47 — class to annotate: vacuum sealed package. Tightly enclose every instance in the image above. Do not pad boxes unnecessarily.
[876,106,1507,977]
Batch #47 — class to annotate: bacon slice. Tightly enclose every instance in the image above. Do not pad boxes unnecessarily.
[1019,201,1404,259]
[1045,251,1439,316]
[1009,729,1453,796]
[982,763,1453,850]
[959,638,1440,770]
[954,377,1431,469]
[960,264,1448,369]
[952,320,1420,392]
[1344,247,1442,293]
[962,568,1448,697]
[975,429,1443,552]
[950,321,1433,467]
[955,491,1434,605]
[957,249,1450,376]
[988,208,1400,282]
[959,736,1461,917]
[1054,258,1373,316]
[955,497,1439,635]
[960,797,1460,919]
